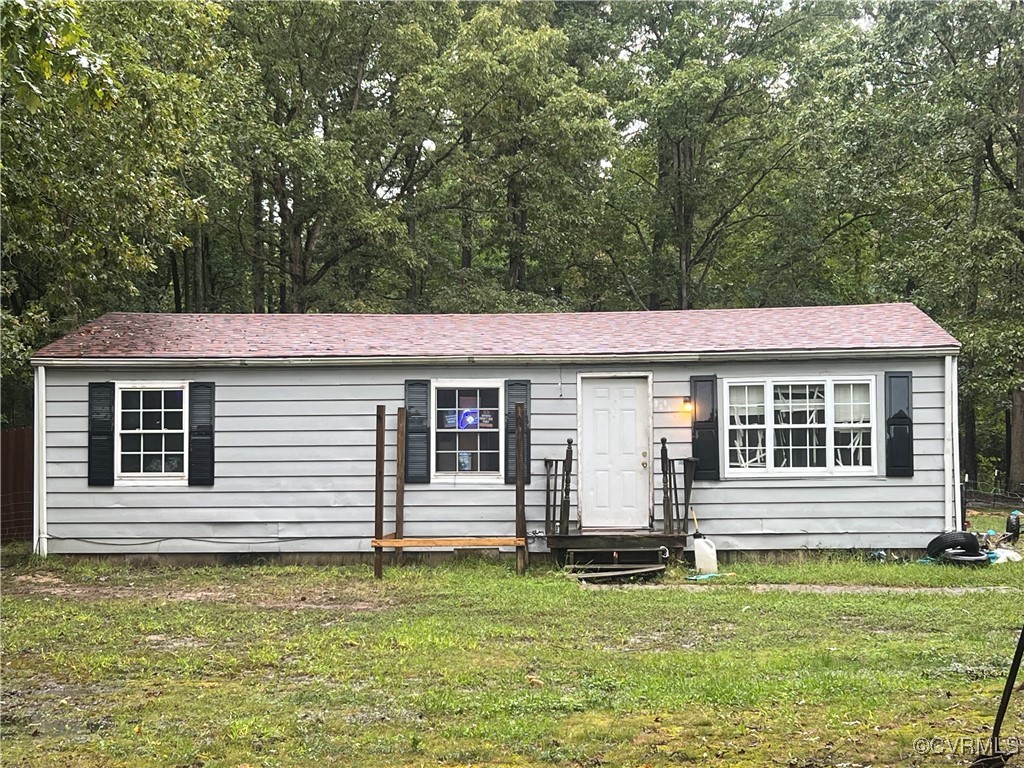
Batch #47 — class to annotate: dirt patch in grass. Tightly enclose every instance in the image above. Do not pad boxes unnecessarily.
[745,582,1013,595]
[4,560,1020,767]
[1,680,120,741]
[584,581,1013,594]
[6,574,392,611]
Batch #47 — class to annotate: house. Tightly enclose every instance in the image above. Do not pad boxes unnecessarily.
[30,303,961,558]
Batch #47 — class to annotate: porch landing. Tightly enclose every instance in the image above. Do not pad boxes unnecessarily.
[546,532,691,551]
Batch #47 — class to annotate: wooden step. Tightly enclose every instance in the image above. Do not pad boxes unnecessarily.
[567,546,666,566]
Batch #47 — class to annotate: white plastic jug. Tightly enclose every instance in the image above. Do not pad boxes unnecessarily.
[694,537,718,574]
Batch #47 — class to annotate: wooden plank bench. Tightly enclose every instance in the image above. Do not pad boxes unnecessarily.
[372,537,526,549]
[372,403,529,578]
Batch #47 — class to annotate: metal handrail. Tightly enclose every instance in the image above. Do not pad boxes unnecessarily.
[660,438,698,536]
[544,439,575,536]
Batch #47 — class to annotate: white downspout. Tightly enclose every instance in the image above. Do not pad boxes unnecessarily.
[951,355,962,530]
[942,355,955,532]
[33,365,48,557]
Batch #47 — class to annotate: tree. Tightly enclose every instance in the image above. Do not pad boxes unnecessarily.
[604,1,851,309]
[224,1,470,314]
[410,1,612,311]
[1,0,233,424]
[862,1,1024,489]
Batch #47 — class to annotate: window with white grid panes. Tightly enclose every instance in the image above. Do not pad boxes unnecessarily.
[434,386,501,474]
[723,378,875,475]
[833,381,873,467]
[728,384,767,469]
[117,387,186,476]
[773,383,827,469]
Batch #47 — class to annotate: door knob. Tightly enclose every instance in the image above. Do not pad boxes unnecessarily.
[642,461,648,468]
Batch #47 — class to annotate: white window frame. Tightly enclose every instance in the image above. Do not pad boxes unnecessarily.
[430,378,505,484]
[722,376,877,478]
[114,380,189,487]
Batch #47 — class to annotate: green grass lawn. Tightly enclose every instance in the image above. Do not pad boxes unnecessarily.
[968,506,1020,538]
[2,553,1022,767]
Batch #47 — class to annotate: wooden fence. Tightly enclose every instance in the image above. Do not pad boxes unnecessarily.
[2,427,33,544]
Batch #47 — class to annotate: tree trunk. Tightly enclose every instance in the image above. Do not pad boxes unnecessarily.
[201,231,213,311]
[460,130,474,271]
[169,252,182,313]
[288,177,306,314]
[1003,75,1019,489]
[507,172,526,291]
[278,216,289,313]
[1010,383,1024,493]
[405,150,419,305]
[649,228,663,310]
[192,231,202,312]
[182,243,192,312]
[960,396,978,485]
[673,137,696,310]
[650,142,670,310]
[289,228,303,314]
[252,170,265,313]
[960,158,982,484]
[460,206,473,270]
[191,226,208,313]
[405,212,418,305]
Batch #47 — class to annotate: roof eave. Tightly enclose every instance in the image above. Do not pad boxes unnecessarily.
[31,345,961,368]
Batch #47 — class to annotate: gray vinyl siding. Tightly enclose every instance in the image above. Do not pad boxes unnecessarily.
[43,356,950,553]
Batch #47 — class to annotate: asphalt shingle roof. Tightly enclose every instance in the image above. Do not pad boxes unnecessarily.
[33,303,959,361]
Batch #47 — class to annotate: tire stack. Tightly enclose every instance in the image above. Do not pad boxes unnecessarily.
[925,531,989,566]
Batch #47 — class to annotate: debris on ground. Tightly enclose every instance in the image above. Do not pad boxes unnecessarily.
[991,548,1022,565]
[685,572,737,581]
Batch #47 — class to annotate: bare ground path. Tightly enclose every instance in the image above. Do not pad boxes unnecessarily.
[585,580,1015,595]
[6,571,1013,603]
[3,573,392,610]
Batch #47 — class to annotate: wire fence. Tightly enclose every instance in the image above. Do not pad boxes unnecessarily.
[2,427,33,543]
[963,479,1024,510]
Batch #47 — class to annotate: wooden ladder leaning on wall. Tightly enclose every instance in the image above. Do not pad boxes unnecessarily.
[371,403,529,578]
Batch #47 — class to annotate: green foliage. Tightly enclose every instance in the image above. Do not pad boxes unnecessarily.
[1,0,231,422]
[854,1,1024,476]
[0,0,115,112]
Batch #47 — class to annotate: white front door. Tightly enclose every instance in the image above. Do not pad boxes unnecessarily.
[580,376,651,529]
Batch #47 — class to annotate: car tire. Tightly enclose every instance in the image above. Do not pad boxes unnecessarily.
[1006,514,1020,543]
[926,531,980,558]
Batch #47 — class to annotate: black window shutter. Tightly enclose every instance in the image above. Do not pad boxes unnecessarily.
[505,380,531,485]
[188,383,216,486]
[690,375,720,481]
[885,371,914,477]
[405,380,430,483]
[88,382,115,486]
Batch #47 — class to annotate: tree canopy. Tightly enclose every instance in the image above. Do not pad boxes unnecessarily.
[2,0,1022,486]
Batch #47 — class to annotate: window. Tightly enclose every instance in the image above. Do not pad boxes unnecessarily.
[727,384,766,469]
[773,383,826,469]
[725,378,875,475]
[833,381,873,468]
[115,382,188,482]
[433,383,502,476]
